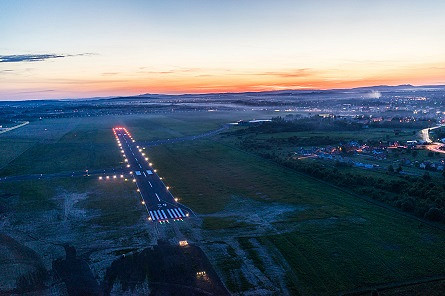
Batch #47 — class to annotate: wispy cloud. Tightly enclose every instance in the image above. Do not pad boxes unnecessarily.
[254,68,315,78]
[16,89,55,94]
[0,53,96,63]
[138,67,201,75]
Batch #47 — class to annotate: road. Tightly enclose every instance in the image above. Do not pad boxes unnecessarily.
[0,121,29,135]
[420,124,445,154]
[113,127,191,223]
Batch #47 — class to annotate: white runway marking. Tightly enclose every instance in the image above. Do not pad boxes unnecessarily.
[156,210,163,220]
[174,208,182,218]
[171,209,178,218]
[167,209,174,218]
[153,211,160,220]
[178,208,186,217]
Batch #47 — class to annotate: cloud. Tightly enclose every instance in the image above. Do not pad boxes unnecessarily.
[16,89,55,94]
[138,67,201,75]
[0,53,96,63]
[256,68,314,78]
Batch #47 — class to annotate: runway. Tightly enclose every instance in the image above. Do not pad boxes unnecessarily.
[112,127,191,223]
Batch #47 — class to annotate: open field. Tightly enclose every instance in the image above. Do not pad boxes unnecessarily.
[1,111,445,294]
[0,110,276,176]
[147,137,445,295]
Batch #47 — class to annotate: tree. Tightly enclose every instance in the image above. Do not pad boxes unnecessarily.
[396,165,402,173]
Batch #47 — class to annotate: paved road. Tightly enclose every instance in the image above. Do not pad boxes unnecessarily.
[114,127,191,223]
[136,124,229,147]
[0,121,29,135]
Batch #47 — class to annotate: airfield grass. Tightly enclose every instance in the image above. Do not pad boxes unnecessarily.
[2,112,445,294]
[147,139,445,295]
[0,176,144,228]
[148,140,358,214]
[78,177,143,227]
[0,140,35,169]
[0,118,81,169]
[0,111,269,176]
[124,110,278,141]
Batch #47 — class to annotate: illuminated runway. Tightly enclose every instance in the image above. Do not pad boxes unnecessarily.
[111,127,191,223]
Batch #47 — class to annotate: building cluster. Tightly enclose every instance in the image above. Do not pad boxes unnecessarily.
[295,139,445,173]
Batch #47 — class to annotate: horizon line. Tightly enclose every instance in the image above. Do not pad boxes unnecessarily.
[1,82,445,103]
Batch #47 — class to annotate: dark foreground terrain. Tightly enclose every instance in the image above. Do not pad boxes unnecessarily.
[103,241,229,296]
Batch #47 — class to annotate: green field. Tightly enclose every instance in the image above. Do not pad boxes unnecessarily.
[1,111,445,295]
[0,111,271,175]
[147,137,445,295]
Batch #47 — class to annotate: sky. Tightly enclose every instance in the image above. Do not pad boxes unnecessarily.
[0,0,444,100]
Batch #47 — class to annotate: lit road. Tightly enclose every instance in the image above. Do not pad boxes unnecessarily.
[420,125,445,154]
[113,127,192,223]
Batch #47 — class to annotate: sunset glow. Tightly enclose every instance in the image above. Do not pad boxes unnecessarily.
[1,0,444,100]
